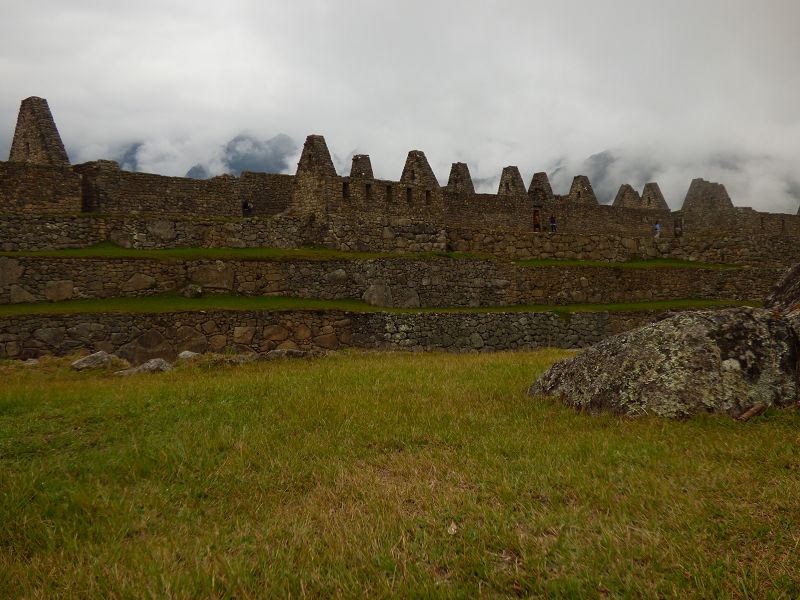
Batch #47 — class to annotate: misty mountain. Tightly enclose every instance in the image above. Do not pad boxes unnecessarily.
[115,142,144,172]
[186,133,297,179]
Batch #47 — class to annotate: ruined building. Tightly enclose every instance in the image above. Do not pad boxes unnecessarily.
[1,96,799,265]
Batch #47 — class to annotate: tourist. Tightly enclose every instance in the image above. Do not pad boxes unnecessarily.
[549,214,557,233]
[654,221,661,239]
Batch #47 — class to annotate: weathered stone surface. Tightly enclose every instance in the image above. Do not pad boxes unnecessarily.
[263,349,314,360]
[34,326,65,346]
[529,308,799,418]
[147,220,176,241]
[294,324,311,340]
[44,280,73,302]
[117,328,174,365]
[313,333,339,349]
[393,287,421,309]
[71,350,113,371]
[363,283,392,307]
[116,358,172,376]
[0,257,22,286]
[122,273,156,292]
[9,284,35,303]
[176,325,207,353]
[765,263,800,313]
[263,325,289,341]
[177,350,200,361]
[233,326,256,345]
[182,284,203,298]
[188,261,234,290]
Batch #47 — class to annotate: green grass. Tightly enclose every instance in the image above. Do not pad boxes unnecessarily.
[2,242,740,269]
[516,257,740,269]
[0,241,485,262]
[0,293,760,317]
[0,351,798,597]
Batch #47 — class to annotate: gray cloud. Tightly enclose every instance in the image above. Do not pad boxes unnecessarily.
[184,133,298,178]
[1,0,798,212]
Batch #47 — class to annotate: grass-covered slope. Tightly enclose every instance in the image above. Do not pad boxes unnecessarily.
[2,241,737,269]
[0,293,759,317]
[1,351,798,597]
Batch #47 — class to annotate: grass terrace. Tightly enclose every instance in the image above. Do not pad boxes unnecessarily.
[0,242,484,262]
[515,257,741,270]
[1,351,798,597]
[0,294,760,317]
[2,242,739,269]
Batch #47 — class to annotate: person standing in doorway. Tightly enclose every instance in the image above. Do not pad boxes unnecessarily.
[654,221,661,239]
[549,214,557,233]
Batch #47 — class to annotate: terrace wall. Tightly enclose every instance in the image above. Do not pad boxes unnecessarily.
[0,255,779,307]
[0,307,700,362]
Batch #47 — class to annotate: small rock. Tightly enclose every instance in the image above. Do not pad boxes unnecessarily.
[177,350,200,361]
[182,284,203,298]
[22,358,39,366]
[115,358,172,376]
[262,349,312,360]
[71,350,113,371]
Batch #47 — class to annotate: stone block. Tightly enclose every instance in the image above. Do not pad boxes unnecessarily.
[122,273,156,292]
[9,284,36,303]
[263,325,289,341]
[44,280,73,302]
[0,257,22,286]
[233,326,256,345]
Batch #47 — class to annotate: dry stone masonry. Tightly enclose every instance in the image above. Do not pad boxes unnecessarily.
[1,95,798,363]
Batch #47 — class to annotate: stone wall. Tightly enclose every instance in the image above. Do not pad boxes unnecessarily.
[75,161,242,217]
[3,210,800,268]
[447,229,800,267]
[0,307,690,362]
[0,255,778,307]
[0,163,82,215]
[8,97,71,167]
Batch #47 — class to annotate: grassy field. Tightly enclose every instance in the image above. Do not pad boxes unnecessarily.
[2,242,737,270]
[0,242,482,262]
[1,351,798,598]
[515,257,739,270]
[0,293,759,317]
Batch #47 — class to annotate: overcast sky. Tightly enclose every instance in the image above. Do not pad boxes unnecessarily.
[1,0,798,211]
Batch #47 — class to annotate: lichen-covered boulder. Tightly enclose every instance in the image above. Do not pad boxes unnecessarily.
[765,263,800,314]
[529,308,799,418]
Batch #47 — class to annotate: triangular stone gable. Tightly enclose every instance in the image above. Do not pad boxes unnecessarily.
[498,166,526,195]
[9,96,70,166]
[612,184,642,208]
[528,172,554,204]
[641,182,669,211]
[400,151,439,187]
[446,162,475,194]
[568,175,597,205]
[349,154,374,179]
[296,135,337,177]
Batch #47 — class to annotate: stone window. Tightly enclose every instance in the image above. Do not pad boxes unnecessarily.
[425,190,432,204]
[386,185,393,201]
[406,187,413,203]
[365,183,373,200]
[342,181,350,199]
[410,170,416,182]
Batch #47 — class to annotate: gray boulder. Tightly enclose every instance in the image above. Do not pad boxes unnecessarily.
[115,358,173,376]
[529,307,799,418]
[71,350,113,371]
[182,284,203,298]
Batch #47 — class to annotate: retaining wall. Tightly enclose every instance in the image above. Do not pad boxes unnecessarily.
[0,308,686,362]
[0,256,779,307]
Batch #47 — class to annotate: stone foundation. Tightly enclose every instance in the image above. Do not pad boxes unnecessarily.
[0,307,704,362]
[0,255,779,307]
